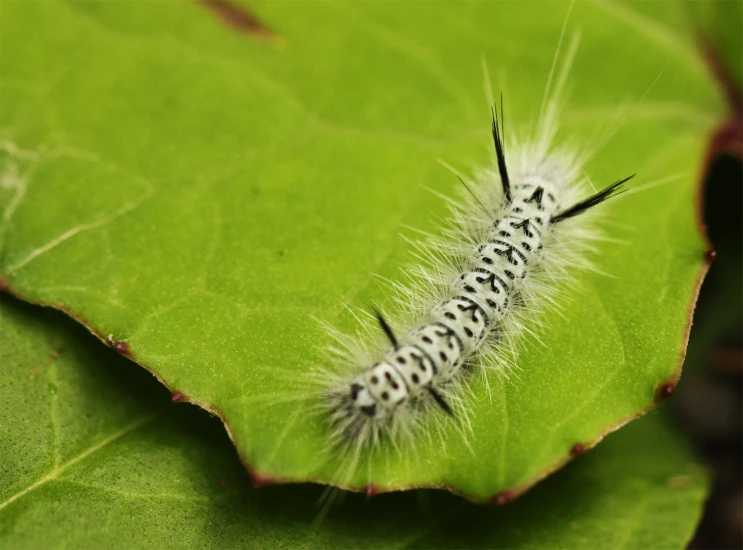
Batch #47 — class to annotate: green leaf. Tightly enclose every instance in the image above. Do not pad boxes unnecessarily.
[0,0,722,498]
[0,298,709,548]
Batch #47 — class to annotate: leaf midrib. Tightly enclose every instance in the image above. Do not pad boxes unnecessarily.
[0,413,155,512]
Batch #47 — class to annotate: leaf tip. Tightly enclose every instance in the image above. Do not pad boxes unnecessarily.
[171,391,186,403]
[657,382,676,402]
[247,467,275,489]
[491,490,514,506]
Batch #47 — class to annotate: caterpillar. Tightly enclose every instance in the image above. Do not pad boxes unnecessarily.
[322,28,639,452]
[324,99,632,446]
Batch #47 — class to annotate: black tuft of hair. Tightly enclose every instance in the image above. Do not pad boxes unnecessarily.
[427,386,454,416]
[373,309,399,350]
[491,94,511,203]
[551,174,635,223]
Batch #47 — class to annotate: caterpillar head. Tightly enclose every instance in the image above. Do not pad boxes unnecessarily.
[328,363,408,441]
[325,376,379,442]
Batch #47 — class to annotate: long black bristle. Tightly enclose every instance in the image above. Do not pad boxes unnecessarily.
[491,95,511,203]
[551,174,635,223]
[457,175,490,217]
[373,309,399,350]
[427,386,454,416]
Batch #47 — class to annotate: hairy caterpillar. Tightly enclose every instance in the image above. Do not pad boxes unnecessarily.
[321,24,639,453]
[324,104,631,446]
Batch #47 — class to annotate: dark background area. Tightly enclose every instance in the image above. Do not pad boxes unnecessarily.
[684,152,742,549]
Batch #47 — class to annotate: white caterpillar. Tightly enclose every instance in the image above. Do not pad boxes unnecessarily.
[314,2,659,457]
[324,92,633,445]
[316,20,648,456]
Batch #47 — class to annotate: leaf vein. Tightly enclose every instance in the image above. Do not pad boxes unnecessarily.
[0,413,155,512]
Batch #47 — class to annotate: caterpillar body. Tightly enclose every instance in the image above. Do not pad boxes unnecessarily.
[325,97,633,445]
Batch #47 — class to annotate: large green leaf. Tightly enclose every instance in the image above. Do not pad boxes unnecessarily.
[0,0,722,498]
[0,298,709,548]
